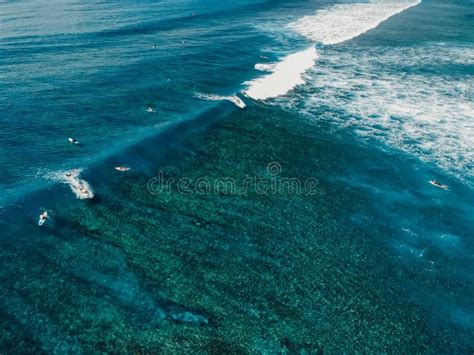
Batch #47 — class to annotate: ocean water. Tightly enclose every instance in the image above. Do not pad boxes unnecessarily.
[1,0,473,352]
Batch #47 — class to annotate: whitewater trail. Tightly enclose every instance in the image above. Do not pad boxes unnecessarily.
[47,169,94,200]
[194,92,246,109]
[244,0,422,100]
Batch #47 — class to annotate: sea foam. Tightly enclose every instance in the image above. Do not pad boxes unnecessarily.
[254,63,276,72]
[244,46,318,100]
[245,1,421,101]
[277,44,474,184]
[288,0,422,45]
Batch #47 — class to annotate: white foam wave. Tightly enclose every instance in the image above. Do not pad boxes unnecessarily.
[276,45,474,183]
[48,169,94,199]
[288,0,421,45]
[244,46,318,100]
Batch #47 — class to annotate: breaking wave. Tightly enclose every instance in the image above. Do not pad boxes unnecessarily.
[245,0,421,101]
[244,46,318,100]
[288,0,421,45]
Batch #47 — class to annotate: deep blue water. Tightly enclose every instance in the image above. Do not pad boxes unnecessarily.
[0,0,310,204]
[1,0,473,352]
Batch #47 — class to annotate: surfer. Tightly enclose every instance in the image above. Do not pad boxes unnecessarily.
[429,180,449,190]
[68,137,79,145]
[78,184,92,198]
[76,181,93,199]
[115,166,130,172]
[231,95,246,109]
[61,169,94,199]
[146,105,155,113]
[38,211,48,226]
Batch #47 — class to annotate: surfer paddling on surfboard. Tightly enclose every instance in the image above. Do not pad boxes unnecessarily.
[429,180,449,190]
[146,104,155,113]
[38,211,49,226]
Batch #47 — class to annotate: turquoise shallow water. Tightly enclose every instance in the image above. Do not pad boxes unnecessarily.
[0,0,473,352]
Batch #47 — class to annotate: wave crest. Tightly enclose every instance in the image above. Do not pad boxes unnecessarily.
[244,46,318,100]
